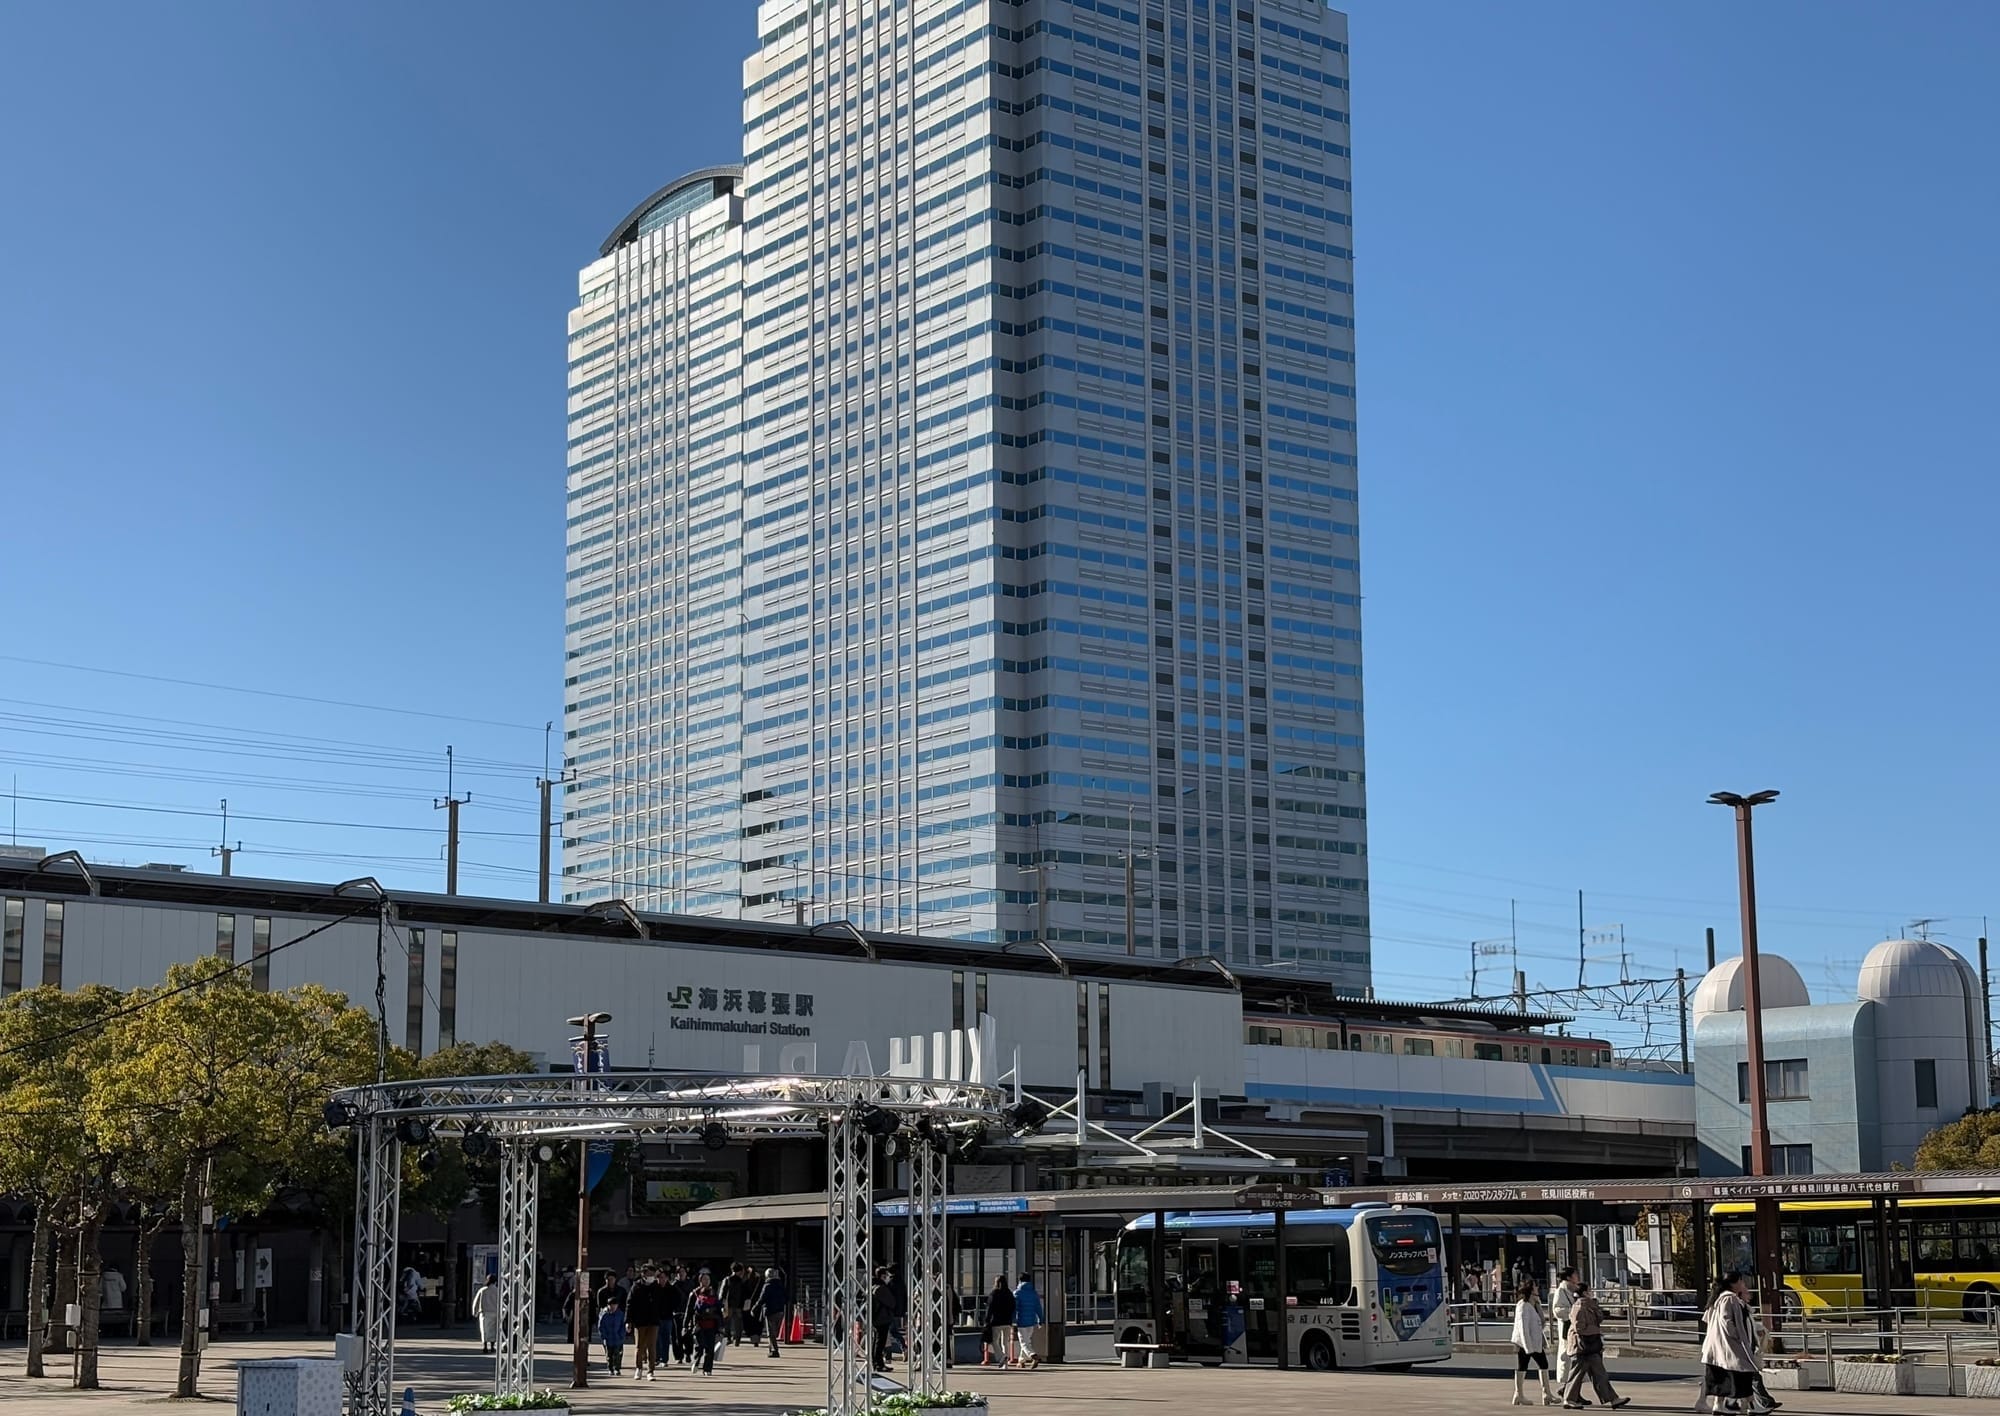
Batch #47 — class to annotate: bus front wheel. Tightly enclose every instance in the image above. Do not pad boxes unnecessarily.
[1963,1285,1997,1323]
[1300,1333,1336,1371]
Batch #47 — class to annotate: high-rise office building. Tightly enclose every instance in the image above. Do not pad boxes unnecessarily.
[565,0,1367,984]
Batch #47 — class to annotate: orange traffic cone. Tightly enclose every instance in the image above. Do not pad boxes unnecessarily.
[787,1308,808,1344]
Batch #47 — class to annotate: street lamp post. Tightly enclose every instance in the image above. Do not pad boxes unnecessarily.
[567,1010,611,1389]
[1708,790,1783,1336]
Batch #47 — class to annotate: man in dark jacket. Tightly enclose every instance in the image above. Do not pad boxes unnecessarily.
[870,1268,896,1370]
[662,1266,691,1367]
[719,1264,748,1346]
[983,1274,1015,1368]
[624,1270,663,1381]
[757,1267,789,1357]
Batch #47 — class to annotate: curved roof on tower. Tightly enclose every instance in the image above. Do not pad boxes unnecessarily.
[599,165,743,257]
[1690,954,1811,1016]
[1858,938,1972,1001]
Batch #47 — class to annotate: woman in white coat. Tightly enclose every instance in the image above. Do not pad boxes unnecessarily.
[1698,1272,1761,1414]
[473,1274,503,1353]
[1510,1279,1556,1406]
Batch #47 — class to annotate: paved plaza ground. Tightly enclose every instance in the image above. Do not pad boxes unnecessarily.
[0,1332,1948,1414]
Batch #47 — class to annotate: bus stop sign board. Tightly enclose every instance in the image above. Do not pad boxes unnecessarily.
[1233,1183,1324,1211]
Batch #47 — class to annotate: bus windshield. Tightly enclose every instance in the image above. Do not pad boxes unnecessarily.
[1368,1214,1442,1276]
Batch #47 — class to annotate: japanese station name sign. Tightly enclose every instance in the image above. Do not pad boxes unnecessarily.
[1372,1176,1922,1208]
[1234,1183,1326,1212]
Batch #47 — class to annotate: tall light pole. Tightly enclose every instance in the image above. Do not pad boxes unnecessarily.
[1709,789,1782,1334]
[567,1010,611,1388]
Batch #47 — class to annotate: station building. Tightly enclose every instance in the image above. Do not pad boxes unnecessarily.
[0,856,1696,1332]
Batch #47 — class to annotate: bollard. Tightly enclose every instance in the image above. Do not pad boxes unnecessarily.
[400,1387,417,1416]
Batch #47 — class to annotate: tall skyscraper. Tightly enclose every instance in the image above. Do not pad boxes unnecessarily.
[565,0,1367,985]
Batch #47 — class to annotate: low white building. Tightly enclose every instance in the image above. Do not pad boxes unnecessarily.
[0,859,1244,1095]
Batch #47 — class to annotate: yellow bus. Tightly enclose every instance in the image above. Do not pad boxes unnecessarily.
[1712,1197,2000,1319]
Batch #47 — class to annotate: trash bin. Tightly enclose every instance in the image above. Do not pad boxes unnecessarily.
[235,1357,345,1416]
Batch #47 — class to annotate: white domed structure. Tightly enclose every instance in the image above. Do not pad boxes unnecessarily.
[1689,954,1811,1017]
[1859,938,1989,1131]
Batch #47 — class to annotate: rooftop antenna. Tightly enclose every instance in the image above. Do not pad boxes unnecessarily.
[1907,917,1943,941]
[210,798,242,876]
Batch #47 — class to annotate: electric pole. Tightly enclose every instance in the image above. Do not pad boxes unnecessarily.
[210,799,240,877]
[1120,809,1151,956]
[536,775,554,904]
[1018,860,1054,948]
[435,746,470,896]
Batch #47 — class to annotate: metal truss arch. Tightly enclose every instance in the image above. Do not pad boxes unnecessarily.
[337,1072,1002,1416]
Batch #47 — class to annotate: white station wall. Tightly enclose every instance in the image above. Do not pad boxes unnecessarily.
[40,895,1242,1093]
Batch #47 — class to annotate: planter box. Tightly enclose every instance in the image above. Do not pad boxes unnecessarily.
[1957,1364,2000,1399]
[1912,1365,1951,1397]
[1833,1362,1916,1396]
[1762,1361,1829,1391]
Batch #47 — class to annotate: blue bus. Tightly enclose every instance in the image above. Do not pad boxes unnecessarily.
[1116,1204,1450,1370]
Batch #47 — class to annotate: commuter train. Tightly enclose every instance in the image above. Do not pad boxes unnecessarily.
[1241,1005,1615,1068]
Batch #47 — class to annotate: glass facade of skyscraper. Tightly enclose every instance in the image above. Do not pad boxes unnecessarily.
[565,0,1368,985]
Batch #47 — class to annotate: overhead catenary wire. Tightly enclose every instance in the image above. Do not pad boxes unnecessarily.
[0,653,548,733]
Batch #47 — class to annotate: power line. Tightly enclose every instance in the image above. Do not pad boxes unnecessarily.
[0,654,548,733]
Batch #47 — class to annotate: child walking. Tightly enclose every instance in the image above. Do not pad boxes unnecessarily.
[597,1292,628,1376]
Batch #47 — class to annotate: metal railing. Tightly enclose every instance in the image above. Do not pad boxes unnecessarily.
[1450,1295,2000,1365]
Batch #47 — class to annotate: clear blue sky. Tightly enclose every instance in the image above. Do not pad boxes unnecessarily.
[2,3,1995,1016]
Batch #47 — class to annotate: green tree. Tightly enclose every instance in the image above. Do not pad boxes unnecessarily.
[1914,1110,2000,1171]
[0,984,125,1382]
[405,1041,537,1326]
[91,959,379,1398]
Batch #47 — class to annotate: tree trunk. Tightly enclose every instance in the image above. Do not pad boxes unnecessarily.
[24,1205,49,1378]
[47,1196,78,1355]
[75,1197,105,1389]
[134,1213,168,1346]
[175,1159,202,1399]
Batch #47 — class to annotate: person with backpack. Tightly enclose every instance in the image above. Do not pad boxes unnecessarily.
[685,1271,724,1376]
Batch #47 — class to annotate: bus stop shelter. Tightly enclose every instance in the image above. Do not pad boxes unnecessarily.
[688,1168,2000,1362]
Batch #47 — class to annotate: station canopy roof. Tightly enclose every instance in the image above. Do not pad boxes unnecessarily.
[681,1170,2000,1227]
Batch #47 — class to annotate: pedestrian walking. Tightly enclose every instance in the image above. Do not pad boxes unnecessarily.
[686,1272,724,1376]
[1012,1274,1044,1369]
[1510,1279,1556,1406]
[720,1264,748,1347]
[871,1268,896,1370]
[625,1269,663,1381]
[663,1265,692,1367]
[597,1293,628,1376]
[1550,1266,1582,1396]
[1698,1272,1763,1414]
[1558,1282,1629,1410]
[983,1275,1015,1367]
[758,1267,789,1358]
[473,1274,502,1354]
